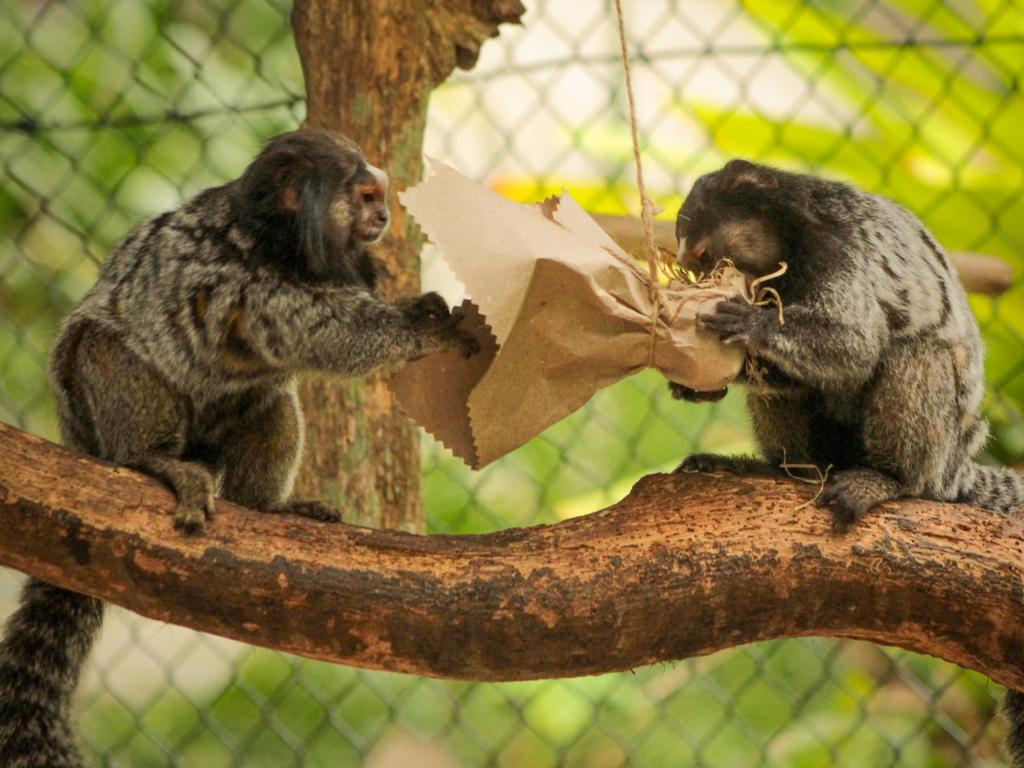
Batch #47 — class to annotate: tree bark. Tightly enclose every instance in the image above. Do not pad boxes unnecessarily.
[289,0,524,531]
[2,420,1023,689]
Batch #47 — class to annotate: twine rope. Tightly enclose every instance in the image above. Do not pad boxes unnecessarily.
[612,0,662,367]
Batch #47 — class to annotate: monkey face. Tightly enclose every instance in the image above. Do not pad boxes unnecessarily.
[326,162,389,251]
[238,129,395,283]
[350,163,390,243]
[676,159,784,278]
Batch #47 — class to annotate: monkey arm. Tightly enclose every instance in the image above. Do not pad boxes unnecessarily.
[700,298,888,391]
[236,283,459,377]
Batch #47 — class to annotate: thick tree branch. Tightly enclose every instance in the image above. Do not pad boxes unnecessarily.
[593,214,1016,296]
[1,420,1023,688]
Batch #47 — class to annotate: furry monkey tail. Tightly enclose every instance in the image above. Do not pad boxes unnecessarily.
[0,578,104,768]
[1004,690,1024,768]
[958,462,1024,513]
[956,463,1024,766]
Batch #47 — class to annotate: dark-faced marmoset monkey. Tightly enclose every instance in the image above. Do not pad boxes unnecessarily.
[671,157,1024,765]
[0,129,476,768]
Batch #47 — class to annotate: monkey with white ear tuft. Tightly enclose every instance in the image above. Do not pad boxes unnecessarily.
[671,158,1024,766]
[0,128,478,768]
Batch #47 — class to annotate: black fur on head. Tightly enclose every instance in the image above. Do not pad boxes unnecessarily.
[676,158,825,280]
[234,129,389,285]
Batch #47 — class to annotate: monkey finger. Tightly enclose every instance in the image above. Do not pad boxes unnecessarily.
[700,313,749,339]
[698,309,743,327]
[721,333,751,347]
[711,300,755,317]
[696,312,730,331]
[454,330,480,358]
[402,292,451,323]
[417,292,451,318]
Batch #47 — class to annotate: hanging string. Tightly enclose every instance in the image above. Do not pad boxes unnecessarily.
[611,0,662,366]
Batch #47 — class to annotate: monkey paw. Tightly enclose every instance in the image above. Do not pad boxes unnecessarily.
[271,499,342,523]
[820,468,899,533]
[668,382,728,403]
[402,293,479,358]
[676,452,775,475]
[448,305,481,358]
[697,296,758,347]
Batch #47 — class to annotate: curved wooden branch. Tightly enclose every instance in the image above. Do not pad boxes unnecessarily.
[1,420,1023,688]
[593,214,1016,296]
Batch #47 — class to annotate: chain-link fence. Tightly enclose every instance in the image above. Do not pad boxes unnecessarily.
[2,0,1023,765]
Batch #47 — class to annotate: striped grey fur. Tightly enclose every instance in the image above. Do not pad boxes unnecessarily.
[0,129,474,767]
[673,158,1024,764]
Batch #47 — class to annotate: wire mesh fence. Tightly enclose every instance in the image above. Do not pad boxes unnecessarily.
[2,0,1023,765]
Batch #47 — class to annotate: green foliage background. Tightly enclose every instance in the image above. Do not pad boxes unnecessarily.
[1,0,1021,765]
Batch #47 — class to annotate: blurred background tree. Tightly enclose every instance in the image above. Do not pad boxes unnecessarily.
[1,0,1021,765]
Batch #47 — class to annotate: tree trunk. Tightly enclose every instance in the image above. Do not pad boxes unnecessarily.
[3,421,1024,690]
[289,0,524,530]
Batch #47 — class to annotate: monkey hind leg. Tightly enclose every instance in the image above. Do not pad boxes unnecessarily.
[677,392,816,477]
[957,462,1024,514]
[847,342,969,530]
[216,386,341,523]
[67,325,216,533]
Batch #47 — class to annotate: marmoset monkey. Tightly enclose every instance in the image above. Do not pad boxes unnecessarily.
[673,158,1024,765]
[0,129,475,768]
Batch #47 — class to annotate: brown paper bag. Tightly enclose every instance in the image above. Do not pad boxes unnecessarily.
[387,159,745,469]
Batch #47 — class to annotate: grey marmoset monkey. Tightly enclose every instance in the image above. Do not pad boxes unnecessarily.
[671,157,1024,765]
[0,129,475,768]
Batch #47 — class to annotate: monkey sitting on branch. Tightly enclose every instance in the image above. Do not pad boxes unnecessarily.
[671,157,1024,764]
[0,129,476,768]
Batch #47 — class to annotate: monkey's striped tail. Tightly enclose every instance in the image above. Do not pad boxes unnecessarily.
[958,462,1024,514]
[1003,690,1024,768]
[960,463,1024,767]
[0,578,104,768]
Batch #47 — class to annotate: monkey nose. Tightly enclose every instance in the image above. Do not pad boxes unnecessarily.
[375,210,389,225]
[678,238,709,271]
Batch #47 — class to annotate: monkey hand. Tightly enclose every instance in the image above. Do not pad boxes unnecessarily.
[697,296,766,348]
[447,304,482,358]
[401,292,480,358]
[668,382,728,403]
